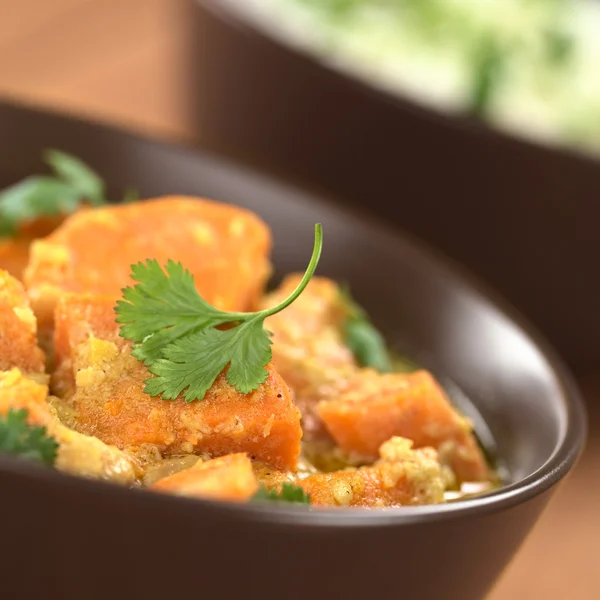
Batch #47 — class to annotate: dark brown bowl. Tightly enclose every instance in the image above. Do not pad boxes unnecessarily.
[0,102,586,600]
[188,0,600,372]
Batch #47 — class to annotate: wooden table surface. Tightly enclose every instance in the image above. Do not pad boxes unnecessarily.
[0,2,597,598]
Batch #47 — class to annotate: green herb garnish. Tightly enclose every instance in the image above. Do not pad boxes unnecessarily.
[340,286,393,372]
[44,149,107,206]
[468,36,505,116]
[116,224,323,402]
[0,408,59,466]
[253,483,311,504]
[0,149,106,237]
[0,149,138,237]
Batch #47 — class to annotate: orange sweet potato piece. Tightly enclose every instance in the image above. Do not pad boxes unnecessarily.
[298,437,445,507]
[0,216,65,281]
[0,368,50,425]
[260,275,357,437]
[25,196,272,333]
[152,453,258,501]
[0,238,29,283]
[53,293,128,398]
[317,370,490,482]
[0,367,139,483]
[0,270,45,373]
[53,294,302,471]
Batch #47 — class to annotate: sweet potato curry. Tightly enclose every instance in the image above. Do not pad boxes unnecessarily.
[0,178,499,508]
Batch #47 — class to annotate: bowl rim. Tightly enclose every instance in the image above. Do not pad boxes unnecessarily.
[0,101,587,528]
[195,0,600,171]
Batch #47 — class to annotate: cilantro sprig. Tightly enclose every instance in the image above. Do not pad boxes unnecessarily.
[116,223,323,402]
[253,483,311,505]
[0,149,139,237]
[340,286,393,372]
[0,149,106,237]
[0,408,59,466]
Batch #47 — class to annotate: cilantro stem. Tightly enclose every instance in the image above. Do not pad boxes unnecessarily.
[259,223,323,318]
[217,223,323,322]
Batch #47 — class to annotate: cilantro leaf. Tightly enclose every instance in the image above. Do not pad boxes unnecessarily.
[0,148,138,238]
[340,286,393,372]
[116,224,323,402]
[344,319,393,372]
[146,328,238,400]
[0,149,108,237]
[116,259,232,365]
[0,408,59,466]
[225,319,273,393]
[146,319,273,401]
[43,149,106,205]
[253,483,311,505]
[0,176,82,237]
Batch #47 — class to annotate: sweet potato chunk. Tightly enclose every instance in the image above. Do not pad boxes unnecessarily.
[260,275,357,437]
[262,276,488,482]
[298,437,445,507]
[0,238,29,283]
[0,270,45,373]
[0,368,49,423]
[0,216,65,281]
[53,294,302,471]
[0,368,138,484]
[318,370,490,482]
[25,196,272,333]
[152,453,258,501]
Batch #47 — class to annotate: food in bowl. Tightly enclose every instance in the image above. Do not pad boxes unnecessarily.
[0,152,500,508]
[0,149,136,282]
[235,0,600,156]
